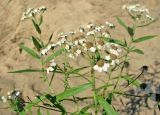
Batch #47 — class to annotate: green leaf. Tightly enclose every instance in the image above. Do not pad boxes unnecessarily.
[8,69,43,73]
[45,94,56,104]
[132,49,144,55]
[116,17,127,30]
[106,93,113,104]
[39,15,43,26]
[57,83,92,101]
[44,48,65,64]
[46,110,50,115]
[19,111,26,115]
[121,75,141,87]
[127,26,134,37]
[47,33,53,45]
[37,107,42,115]
[116,17,136,37]
[32,19,41,34]
[67,66,89,75]
[110,39,125,46]
[96,84,113,91]
[97,96,118,115]
[133,35,157,43]
[79,105,93,114]
[102,37,125,47]
[20,45,40,59]
[95,50,101,61]
[32,36,42,51]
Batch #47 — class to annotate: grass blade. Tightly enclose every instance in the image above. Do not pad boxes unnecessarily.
[97,96,118,115]
[44,48,65,64]
[67,66,89,75]
[116,17,127,30]
[132,49,144,55]
[32,36,42,51]
[121,75,141,87]
[133,35,157,43]
[20,45,40,59]
[32,19,41,34]
[8,69,43,73]
[47,33,53,45]
[57,83,92,101]
[39,15,43,26]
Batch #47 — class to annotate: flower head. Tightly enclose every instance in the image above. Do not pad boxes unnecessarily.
[93,60,110,72]
[21,6,47,20]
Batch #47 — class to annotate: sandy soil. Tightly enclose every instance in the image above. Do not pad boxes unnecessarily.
[0,0,160,114]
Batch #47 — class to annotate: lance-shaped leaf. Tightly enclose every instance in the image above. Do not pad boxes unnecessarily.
[8,69,43,73]
[102,37,125,47]
[44,48,65,64]
[116,17,127,30]
[32,19,41,34]
[133,35,157,43]
[67,66,89,75]
[38,15,43,26]
[96,84,113,91]
[121,75,141,87]
[132,49,144,55]
[57,83,92,101]
[79,105,94,114]
[116,17,135,37]
[32,36,42,51]
[47,33,53,45]
[97,96,118,115]
[20,45,40,59]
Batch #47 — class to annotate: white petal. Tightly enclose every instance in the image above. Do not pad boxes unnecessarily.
[97,45,102,50]
[41,49,47,55]
[69,54,75,59]
[93,65,99,70]
[105,55,111,60]
[76,49,81,54]
[74,41,78,45]
[110,49,119,56]
[98,67,103,72]
[50,62,56,67]
[47,68,50,74]
[47,45,52,50]
[90,47,96,52]
[49,67,54,72]
[115,59,119,64]
[111,60,115,66]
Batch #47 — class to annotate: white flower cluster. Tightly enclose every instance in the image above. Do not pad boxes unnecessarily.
[38,21,122,73]
[93,42,122,72]
[105,21,115,29]
[122,4,154,21]
[93,60,110,72]
[46,60,57,74]
[40,37,66,55]
[21,6,47,20]
[86,21,114,36]
[0,89,21,103]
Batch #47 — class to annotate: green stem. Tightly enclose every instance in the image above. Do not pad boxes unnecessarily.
[91,68,98,115]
